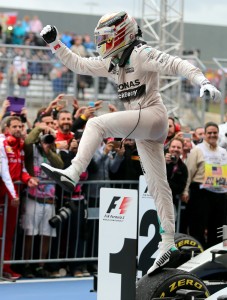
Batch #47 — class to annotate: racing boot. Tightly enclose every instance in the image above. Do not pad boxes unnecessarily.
[41,163,80,193]
[147,241,180,275]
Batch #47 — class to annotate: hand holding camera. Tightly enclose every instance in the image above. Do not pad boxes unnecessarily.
[104,140,114,155]
[39,123,56,144]
[165,152,178,164]
[115,143,125,157]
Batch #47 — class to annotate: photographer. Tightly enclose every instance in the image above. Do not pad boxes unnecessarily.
[165,137,188,210]
[51,110,89,278]
[109,138,143,188]
[22,112,63,278]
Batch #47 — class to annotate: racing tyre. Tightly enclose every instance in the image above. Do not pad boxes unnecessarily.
[175,233,204,252]
[175,233,204,266]
[136,268,210,300]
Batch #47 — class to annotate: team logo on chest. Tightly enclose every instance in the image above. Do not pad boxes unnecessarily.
[5,145,13,154]
[118,79,140,90]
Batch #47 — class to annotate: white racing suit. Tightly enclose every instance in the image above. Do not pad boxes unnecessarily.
[53,41,207,234]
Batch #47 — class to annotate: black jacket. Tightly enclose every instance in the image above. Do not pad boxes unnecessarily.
[166,158,188,204]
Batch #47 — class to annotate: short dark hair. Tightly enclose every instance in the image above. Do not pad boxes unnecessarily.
[56,110,72,120]
[168,116,175,124]
[204,122,219,133]
[39,112,52,122]
[6,116,22,127]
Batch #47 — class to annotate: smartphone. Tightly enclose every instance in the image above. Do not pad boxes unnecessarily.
[58,99,68,107]
[7,96,25,114]
[88,101,95,107]
[62,95,75,102]
[183,133,192,139]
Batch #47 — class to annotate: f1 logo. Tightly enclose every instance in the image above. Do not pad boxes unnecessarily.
[106,196,131,215]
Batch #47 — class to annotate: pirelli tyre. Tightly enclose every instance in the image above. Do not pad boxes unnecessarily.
[174,233,204,266]
[136,268,210,300]
[175,233,204,253]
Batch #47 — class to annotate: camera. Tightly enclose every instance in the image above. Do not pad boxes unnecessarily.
[170,155,177,163]
[40,133,55,144]
[49,202,77,228]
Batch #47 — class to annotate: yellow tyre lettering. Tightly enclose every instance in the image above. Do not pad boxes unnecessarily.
[205,291,210,297]
[186,279,194,286]
[194,282,203,289]
[169,281,177,292]
[178,279,186,287]
[190,241,196,246]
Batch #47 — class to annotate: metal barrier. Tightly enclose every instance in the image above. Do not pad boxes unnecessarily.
[1,44,223,128]
[0,179,184,277]
[0,180,139,277]
[0,195,8,280]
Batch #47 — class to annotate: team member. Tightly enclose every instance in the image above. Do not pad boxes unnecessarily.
[39,11,221,274]
[0,116,38,279]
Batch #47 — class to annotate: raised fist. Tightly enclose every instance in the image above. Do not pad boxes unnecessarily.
[40,25,58,44]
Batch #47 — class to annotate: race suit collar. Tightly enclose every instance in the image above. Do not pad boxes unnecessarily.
[108,39,147,72]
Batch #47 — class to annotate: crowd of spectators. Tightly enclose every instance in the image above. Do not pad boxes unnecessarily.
[0,13,98,100]
[0,13,95,50]
[0,12,223,103]
[0,92,226,280]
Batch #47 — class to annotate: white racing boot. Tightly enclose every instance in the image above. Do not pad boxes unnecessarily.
[147,241,180,275]
[41,163,80,193]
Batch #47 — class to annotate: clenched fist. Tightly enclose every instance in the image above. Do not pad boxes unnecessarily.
[40,25,58,44]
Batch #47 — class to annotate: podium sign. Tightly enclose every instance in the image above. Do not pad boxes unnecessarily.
[98,188,138,300]
[137,175,161,278]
